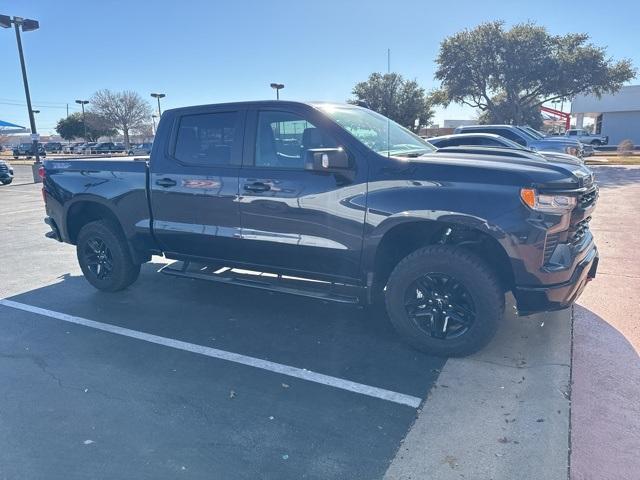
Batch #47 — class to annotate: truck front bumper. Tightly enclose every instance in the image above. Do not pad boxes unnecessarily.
[514,245,598,314]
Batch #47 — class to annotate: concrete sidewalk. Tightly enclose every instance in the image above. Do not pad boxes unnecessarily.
[385,300,572,480]
[570,166,640,480]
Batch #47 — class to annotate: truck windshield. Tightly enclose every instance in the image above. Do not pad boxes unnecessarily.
[314,103,435,156]
[515,127,541,140]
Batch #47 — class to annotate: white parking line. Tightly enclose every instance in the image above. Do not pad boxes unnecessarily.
[0,299,422,408]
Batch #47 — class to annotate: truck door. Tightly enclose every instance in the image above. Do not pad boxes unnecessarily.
[238,107,368,282]
[149,107,245,260]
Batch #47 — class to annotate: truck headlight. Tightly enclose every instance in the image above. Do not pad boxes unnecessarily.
[520,188,577,213]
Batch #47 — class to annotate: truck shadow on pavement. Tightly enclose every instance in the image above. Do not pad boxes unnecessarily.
[7,262,445,399]
[570,304,640,480]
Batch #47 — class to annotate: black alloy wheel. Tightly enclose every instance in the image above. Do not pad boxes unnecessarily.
[404,273,476,340]
[83,237,114,280]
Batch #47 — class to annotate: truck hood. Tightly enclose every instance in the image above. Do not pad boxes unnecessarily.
[404,152,592,190]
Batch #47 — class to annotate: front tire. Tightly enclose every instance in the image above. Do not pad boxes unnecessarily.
[76,220,140,292]
[385,245,504,357]
[1,179,12,185]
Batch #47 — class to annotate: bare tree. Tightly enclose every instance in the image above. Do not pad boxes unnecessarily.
[90,90,152,148]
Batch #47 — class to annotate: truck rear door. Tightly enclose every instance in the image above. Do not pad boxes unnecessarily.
[149,106,246,260]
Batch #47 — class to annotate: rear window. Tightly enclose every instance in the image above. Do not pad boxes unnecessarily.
[174,112,241,166]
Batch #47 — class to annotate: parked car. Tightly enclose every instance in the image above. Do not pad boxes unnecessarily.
[564,129,609,146]
[44,142,63,153]
[80,143,98,154]
[434,145,586,168]
[63,142,83,154]
[517,126,594,156]
[12,143,46,159]
[454,124,584,157]
[42,101,598,357]
[0,159,14,185]
[127,142,153,155]
[428,133,585,164]
[91,142,126,154]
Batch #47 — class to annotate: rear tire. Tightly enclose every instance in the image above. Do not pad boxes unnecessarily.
[591,140,601,146]
[385,245,504,357]
[76,220,140,292]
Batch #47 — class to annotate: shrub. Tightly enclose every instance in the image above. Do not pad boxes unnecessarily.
[617,139,634,156]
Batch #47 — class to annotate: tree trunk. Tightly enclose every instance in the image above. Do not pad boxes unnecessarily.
[123,128,130,150]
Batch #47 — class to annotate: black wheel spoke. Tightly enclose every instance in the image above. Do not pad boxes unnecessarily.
[83,237,113,281]
[404,272,476,340]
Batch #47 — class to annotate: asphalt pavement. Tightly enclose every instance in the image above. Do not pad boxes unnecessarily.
[1,164,637,479]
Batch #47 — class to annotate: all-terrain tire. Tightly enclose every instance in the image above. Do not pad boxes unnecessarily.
[385,245,504,357]
[76,219,140,292]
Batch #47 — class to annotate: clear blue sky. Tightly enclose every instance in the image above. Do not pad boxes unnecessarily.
[1,0,638,134]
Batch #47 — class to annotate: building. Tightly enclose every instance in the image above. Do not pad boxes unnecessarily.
[443,119,479,128]
[571,85,640,145]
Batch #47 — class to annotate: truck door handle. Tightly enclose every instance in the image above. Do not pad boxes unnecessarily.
[243,182,271,192]
[156,178,177,188]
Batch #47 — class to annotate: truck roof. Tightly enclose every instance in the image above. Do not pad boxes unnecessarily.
[164,100,359,115]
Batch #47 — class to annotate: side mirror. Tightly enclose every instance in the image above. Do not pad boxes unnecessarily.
[305,148,350,171]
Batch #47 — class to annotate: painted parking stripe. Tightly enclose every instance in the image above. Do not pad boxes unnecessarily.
[0,299,422,408]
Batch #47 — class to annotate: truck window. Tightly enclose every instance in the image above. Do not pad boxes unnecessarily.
[255,111,336,169]
[174,112,241,166]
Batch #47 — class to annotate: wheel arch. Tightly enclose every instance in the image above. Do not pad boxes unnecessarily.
[366,216,515,299]
[65,199,124,245]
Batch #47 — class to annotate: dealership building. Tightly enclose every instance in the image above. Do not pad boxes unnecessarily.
[571,84,640,145]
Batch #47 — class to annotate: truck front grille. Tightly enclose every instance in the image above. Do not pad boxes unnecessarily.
[569,217,591,246]
[578,188,597,209]
[544,233,561,263]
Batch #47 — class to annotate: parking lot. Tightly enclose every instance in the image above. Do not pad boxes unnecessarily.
[1,164,637,479]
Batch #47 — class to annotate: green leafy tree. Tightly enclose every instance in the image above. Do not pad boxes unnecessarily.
[90,89,152,148]
[349,73,434,129]
[55,112,116,141]
[433,21,636,125]
[477,94,544,129]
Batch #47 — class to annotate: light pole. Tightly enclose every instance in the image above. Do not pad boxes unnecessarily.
[150,93,165,117]
[270,83,284,100]
[151,114,158,136]
[75,100,89,141]
[1,14,41,169]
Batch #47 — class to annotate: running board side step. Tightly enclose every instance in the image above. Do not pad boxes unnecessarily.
[159,261,362,304]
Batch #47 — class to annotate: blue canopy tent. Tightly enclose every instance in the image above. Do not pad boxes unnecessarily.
[0,119,27,133]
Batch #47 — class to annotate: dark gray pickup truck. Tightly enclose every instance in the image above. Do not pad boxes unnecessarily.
[41,101,599,356]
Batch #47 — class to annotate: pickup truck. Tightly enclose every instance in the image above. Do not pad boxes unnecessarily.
[454,124,584,158]
[565,129,609,146]
[41,101,599,357]
[13,142,46,159]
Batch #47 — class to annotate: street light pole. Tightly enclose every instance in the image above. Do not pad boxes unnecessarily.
[270,83,284,100]
[150,93,165,117]
[75,100,89,141]
[151,114,157,136]
[1,14,41,164]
